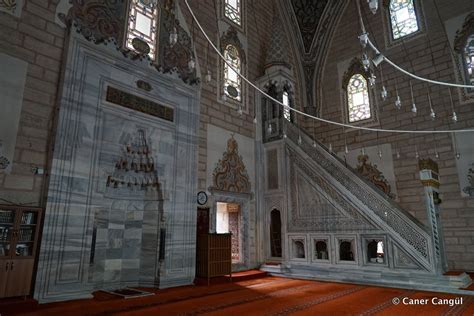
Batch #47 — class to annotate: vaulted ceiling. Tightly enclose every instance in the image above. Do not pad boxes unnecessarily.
[290,0,329,53]
[280,0,347,114]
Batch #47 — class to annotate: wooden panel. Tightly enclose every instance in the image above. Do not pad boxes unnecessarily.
[196,234,231,280]
[5,259,34,297]
[0,260,8,297]
[196,208,210,235]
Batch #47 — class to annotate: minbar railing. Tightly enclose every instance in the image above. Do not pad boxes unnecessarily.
[280,122,433,270]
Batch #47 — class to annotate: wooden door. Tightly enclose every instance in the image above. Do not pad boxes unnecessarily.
[270,209,282,258]
[196,208,210,235]
[5,259,34,297]
[0,260,8,297]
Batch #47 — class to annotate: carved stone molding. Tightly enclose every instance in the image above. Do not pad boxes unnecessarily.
[0,0,23,17]
[60,0,198,85]
[341,58,370,90]
[65,0,124,44]
[157,7,199,85]
[418,158,439,173]
[356,154,395,199]
[220,26,247,64]
[393,244,422,270]
[463,165,474,197]
[210,136,251,194]
[288,148,374,232]
[454,12,474,53]
[285,123,431,264]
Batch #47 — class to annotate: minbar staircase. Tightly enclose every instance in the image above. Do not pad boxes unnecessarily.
[261,122,472,293]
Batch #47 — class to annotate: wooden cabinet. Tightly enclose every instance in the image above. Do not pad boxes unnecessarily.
[0,205,42,298]
[196,233,232,285]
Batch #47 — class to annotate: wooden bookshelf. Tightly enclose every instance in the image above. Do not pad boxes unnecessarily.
[0,205,42,298]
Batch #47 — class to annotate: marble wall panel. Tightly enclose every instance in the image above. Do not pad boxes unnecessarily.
[34,32,199,303]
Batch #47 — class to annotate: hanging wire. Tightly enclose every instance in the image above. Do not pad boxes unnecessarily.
[355,0,474,89]
[184,0,474,135]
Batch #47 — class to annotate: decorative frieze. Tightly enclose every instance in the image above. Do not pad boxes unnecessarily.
[106,86,174,122]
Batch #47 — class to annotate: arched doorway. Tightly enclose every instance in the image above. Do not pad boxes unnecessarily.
[270,209,282,258]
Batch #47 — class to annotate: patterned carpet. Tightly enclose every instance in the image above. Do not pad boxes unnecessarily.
[3,275,474,316]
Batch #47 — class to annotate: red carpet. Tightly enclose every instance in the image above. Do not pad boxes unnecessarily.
[194,269,268,285]
[1,273,473,315]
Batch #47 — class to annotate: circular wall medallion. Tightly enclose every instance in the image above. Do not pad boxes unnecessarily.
[132,37,151,55]
[226,86,239,98]
[197,191,208,205]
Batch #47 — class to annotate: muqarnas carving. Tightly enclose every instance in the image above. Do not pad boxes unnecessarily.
[356,154,395,199]
[106,129,159,191]
[211,136,251,194]
[463,165,474,197]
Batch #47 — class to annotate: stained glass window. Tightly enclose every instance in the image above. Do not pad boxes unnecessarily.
[126,0,159,60]
[463,34,474,86]
[224,44,242,102]
[389,0,419,40]
[224,0,242,26]
[347,74,371,123]
[283,91,291,121]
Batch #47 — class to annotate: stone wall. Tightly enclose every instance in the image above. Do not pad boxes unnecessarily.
[305,1,474,271]
[0,0,65,206]
[179,0,280,191]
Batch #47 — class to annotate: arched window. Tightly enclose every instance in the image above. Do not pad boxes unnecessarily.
[453,13,474,94]
[282,91,291,122]
[462,34,474,86]
[224,0,242,26]
[224,44,242,102]
[389,0,419,40]
[125,0,159,60]
[339,240,354,261]
[347,74,371,123]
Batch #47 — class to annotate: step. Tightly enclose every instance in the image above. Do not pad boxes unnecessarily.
[194,269,268,285]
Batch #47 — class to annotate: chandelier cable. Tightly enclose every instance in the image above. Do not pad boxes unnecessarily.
[184,0,474,134]
[355,0,474,89]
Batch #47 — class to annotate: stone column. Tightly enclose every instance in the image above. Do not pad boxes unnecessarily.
[419,159,448,274]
